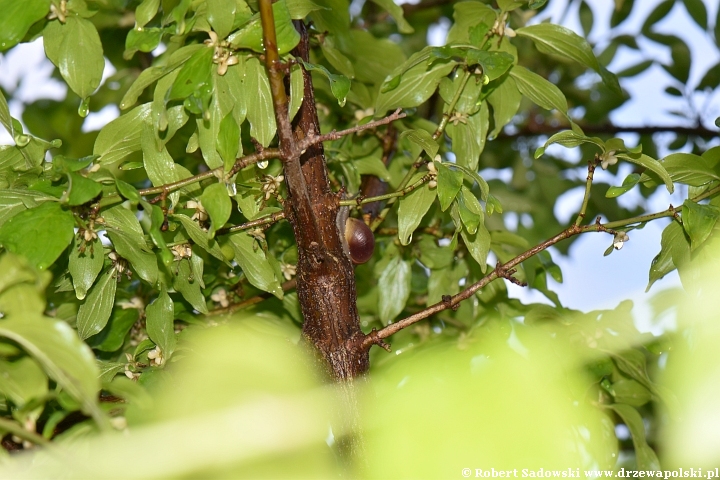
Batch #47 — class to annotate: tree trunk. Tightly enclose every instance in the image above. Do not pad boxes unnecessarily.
[283,22,369,380]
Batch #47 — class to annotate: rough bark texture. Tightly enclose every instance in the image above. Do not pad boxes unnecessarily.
[284,22,369,380]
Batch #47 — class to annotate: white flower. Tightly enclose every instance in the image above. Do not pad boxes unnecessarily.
[281,263,297,280]
[613,231,629,250]
[187,200,208,222]
[600,150,618,170]
[261,174,284,200]
[148,347,164,366]
[211,288,230,308]
[172,243,193,261]
[448,112,468,125]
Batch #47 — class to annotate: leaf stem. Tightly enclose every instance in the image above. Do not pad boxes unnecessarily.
[575,156,598,226]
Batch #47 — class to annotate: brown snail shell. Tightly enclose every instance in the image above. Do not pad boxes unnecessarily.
[344,217,375,264]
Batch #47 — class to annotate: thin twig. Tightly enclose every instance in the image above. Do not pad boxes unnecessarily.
[295,109,405,154]
[219,211,287,235]
[339,174,433,206]
[206,279,297,315]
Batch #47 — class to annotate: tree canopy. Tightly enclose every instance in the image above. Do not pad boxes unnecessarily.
[0,0,719,476]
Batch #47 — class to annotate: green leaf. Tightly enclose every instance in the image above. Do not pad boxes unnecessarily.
[286,0,328,18]
[617,153,674,193]
[661,152,720,186]
[167,47,213,101]
[617,60,654,78]
[125,27,163,57]
[288,64,306,123]
[69,236,104,300]
[87,308,139,352]
[465,51,515,82]
[647,221,689,291]
[207,0,236,38]
[509,65,567,114]
[682,200,720,250]
[102,205,159,285]
[611,378,652,407]
[378,256,411,324]
[194,76,224,170]
[641,0,675,34]
[0,202,74,270]
[578,1,593,37]
[608,404,660,470]
[146,287,177,360]
[0,0,49,52]
[397,173,437,245]
[0,357,48,407]
[698,61,720,91]
[120,67,163,110]
[451,163,489,201]
[228,0,300,54]
[447,105,488,171]
[228,232,283,298]
[200,183,232,236]
[0,90,14,138]
[244,57,277,147]
[457,186,484,234]
[605,173,641,198]
[135,0,160,28]
[446,2,496,45]
[716,2,720,49]
[76,267,118,340]
[94,103,152,164]
[0,190,55,229]
[0,314,101,419]
[682,0,707,29]
[320,38,354,79]
[54,17,105,101]
[173,214,227,262]
[515,23,620,94]
[376,52,456,115]
[368,0,413,33]
[141,122,185,206]
[610,0,634,27]
[436,163,463,212]
[299,61,350,107]
[66,172,102,206]
[355,155,391,181]
[399,129,438,160]
[217,111,241,172]
[657,35,691,83]
[461,223,491,272]
[173,258,208,314]
[487,76,521,139]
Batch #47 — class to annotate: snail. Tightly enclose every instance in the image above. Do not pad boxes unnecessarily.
[336,205,375,264]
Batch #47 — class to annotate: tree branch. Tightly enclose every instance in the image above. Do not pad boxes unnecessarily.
[499,123,719,141]
[365,183,720,348]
